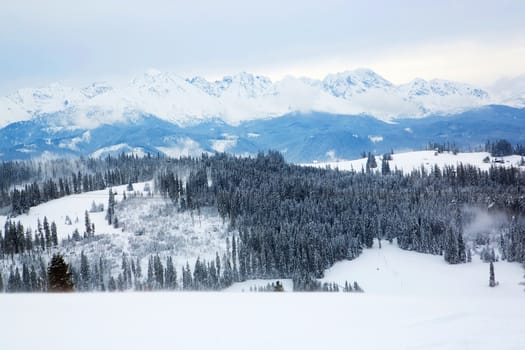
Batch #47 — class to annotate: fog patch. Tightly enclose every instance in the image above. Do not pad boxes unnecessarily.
[462,205,508,240]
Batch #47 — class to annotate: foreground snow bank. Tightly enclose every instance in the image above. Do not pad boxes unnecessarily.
[1,292,524,350]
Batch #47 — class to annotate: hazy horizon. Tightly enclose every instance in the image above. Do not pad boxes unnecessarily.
[1,0,525,94]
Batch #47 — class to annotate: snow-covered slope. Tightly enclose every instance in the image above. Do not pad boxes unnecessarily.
[321,239,524,297]
[0,182,144,241]
[229,238,525,297]
[0,181,229,268]
[0,68,496,128]
[2,240,524,350]
[304,150,524,173]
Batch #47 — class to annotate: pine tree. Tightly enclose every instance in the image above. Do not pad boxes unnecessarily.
[50,222,58,246]
[489,261,497,287]
[80,250,90,291]
[182,262,193,290]
[456,208,466,263]
[48,254,74,292]
[30,265,39,291]
[165,256,177,290]
[108,276,117,292]
[457,231,466,263]
[84,211,92,237]
[7,267,22,292]
[381,158,391,175]
[22,263,31,292]
[444,229,458,264]
[43,217,51,248]
[106,189,115,225]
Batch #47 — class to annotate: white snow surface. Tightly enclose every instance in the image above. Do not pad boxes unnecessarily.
[1,269,524,350]
[321,239,525,297]
[304,150,524,173]
[0,68,501,128]
[2,241,524,350]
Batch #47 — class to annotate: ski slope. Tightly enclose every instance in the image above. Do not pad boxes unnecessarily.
[304,150,524,173]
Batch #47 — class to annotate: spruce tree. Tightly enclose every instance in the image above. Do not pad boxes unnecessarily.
[43,217,51,248]
[80,251,90,291]
[489,261,496,287]
[84,211,92,237]
[106,189,115,225]
[50,222,58,246]
[48,254,74,292]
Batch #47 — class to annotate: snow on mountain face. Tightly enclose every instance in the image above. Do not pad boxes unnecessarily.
[322,68,393,98]
[188,72,275,98]
[399,79,490,114]
[0,68,497,129]
[81,82,113,99]
[401,78,488,98]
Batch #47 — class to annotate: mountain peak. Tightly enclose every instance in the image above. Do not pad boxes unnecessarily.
[400,78,489,99]
[322,68,393,98]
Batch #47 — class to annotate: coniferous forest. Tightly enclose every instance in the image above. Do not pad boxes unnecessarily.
[0,151,524,292]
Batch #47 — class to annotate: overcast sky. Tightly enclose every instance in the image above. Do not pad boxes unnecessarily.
[1,0,524,93]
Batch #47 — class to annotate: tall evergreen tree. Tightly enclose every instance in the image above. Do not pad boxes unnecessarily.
[80,251,90,291]
[50,222,58,246]
[43,217,51,248]
[489,262,497,287]
[48,254,74,292]
[106,189,115,225]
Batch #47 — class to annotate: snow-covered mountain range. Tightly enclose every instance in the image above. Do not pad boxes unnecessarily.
[1,68,525,162]
[2,68,518,129]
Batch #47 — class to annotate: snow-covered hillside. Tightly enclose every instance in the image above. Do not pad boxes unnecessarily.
[0,68,497,128]
[0,181,229,272]
[321,239,524,297]
[0,182,148,241]
[304,150,524,173]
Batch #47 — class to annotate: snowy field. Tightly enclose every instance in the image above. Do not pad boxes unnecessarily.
[303,150,524,173]
[1,291,524,350]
